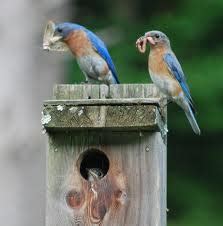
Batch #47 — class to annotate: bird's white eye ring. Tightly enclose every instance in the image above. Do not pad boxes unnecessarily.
[155,34,160,39]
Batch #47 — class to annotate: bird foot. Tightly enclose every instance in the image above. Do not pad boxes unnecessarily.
[158,98,172,121]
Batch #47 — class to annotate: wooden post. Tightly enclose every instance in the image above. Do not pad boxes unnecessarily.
[42,84,167,226]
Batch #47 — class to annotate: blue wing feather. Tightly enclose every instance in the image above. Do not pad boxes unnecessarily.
[164,53,194,108]
[85,29,119,84]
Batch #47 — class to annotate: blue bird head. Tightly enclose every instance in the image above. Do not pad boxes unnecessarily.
[54,22,84,40]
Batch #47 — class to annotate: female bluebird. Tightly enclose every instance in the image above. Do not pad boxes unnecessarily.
[136,31,200,135]
[53,22,119,85]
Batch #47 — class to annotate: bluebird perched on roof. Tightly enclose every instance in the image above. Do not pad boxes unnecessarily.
[136,31,200,135]
[54,22,119,85]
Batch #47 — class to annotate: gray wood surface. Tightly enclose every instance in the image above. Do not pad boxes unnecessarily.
[43,84,165,132]
[52,84,162,100]
[43,103,161,131]
[45,84,167,226]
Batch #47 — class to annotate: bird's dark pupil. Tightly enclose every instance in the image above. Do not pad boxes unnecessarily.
[58,28,63,33]
[155,34,160,38]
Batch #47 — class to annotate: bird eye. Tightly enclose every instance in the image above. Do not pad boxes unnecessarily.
[57,28,63,33]
[155,34,160,39]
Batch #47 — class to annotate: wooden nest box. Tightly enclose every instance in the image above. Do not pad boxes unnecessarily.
[42,84,167,226]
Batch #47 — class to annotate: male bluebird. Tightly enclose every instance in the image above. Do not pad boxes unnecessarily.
[136,31,200,135]
[53,22,119,85]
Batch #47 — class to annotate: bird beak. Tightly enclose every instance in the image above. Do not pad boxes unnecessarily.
[43,21,64,51]
[43,34,63,51]
[52,30,63,42]
[48,35,63,44]
[136,32,155,53]
[147,36,155,45]
[145,32,155,45]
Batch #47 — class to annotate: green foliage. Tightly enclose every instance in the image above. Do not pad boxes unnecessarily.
[66,1,223,225]
[168,176,223,226]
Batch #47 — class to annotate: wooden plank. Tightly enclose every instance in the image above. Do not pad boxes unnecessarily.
[46,131,166,226]
[110,84,145,98]
[53,84,70,99]
[53,84,108,100]
[44,98,160,106]
[43,84,165,132]
[42,104,161,131]
[53,84,162,100]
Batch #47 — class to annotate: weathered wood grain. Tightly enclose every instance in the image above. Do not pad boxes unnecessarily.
[43,84,165,132]
[47,131,166,226]
[44,98,160,105]
[52,84,162,100]
[45,84,167,226]
[43,103,161,131]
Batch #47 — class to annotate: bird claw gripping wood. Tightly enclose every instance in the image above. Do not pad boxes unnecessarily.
[157,97,169,138]
[158,97,169,120]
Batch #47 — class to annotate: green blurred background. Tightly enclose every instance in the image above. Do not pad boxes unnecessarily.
[64,0,223,225]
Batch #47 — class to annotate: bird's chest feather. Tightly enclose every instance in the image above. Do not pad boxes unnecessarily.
[65,30,109,79]
[148,48,181,97]
[65,30,94,57]
[77,55,105,74]
[149,48,170,77]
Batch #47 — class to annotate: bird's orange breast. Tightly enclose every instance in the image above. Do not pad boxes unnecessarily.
[64,30,95,57]
[149,47,171,77]
[148,47,182,97]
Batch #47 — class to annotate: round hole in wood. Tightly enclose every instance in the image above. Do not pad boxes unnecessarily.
[79,149,109,181]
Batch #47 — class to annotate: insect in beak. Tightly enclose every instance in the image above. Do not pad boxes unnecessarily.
[136,35,147,53]
[43,20,68,52]
[146,36,155,45]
